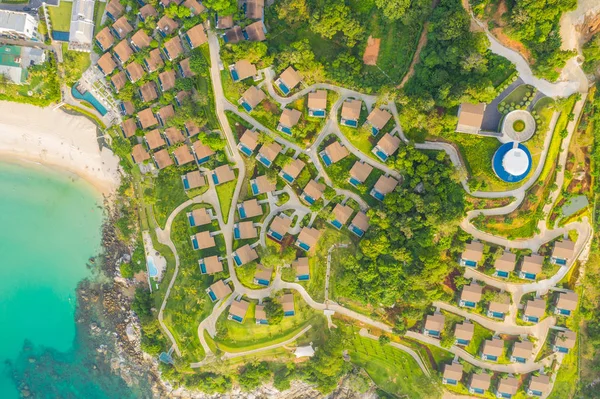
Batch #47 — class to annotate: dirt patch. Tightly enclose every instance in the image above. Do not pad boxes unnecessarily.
[491,27,533,63]
[363,36,381,66]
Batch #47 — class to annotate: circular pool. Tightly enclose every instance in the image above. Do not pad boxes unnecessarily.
[493,142,532,183]
[502,110,536,142]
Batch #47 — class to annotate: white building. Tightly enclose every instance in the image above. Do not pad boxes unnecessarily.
[0,10,38,40]
[68,0,95,52]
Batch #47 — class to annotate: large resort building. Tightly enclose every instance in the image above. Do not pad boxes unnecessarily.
[0,10,38,40]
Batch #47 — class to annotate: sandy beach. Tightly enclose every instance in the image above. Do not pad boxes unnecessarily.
[0,101,121,195]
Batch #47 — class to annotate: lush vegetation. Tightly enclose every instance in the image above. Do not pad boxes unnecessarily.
[61,44,92,87]
[0,53,61,107]
[583,33,600,74]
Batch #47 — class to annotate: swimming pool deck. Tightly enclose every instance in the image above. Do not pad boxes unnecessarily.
[142,230,167,289]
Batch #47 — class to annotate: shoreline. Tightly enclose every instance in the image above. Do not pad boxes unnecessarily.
[0,101,121,196]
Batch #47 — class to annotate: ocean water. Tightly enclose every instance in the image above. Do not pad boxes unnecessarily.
[0,161,141,398]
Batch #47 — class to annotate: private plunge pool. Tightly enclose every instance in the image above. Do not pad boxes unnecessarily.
[71,83,108,116]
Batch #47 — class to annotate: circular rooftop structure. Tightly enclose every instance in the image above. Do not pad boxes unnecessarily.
[493,142,532,183]
[502,110,536,142]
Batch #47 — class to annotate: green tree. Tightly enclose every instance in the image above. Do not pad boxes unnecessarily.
[264,298,284,325]
[310,1,364,47]
[276,0,309,25]
[375,0,411,21]
[238,362,271,391]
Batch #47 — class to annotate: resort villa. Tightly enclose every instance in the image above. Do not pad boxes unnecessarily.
[121,118,137,138]
[158,69,177,91]
[370,175,398,201]
[145,49,164,72]
[468,373,491,395]
[294,257,310,281]
[97,53,117,75]
[139,4,158,21]
[527,375,550,397]
[163,36,184,61]
[365,108,392,135]
[176,90,190,106]
[250,175,275,195]
[144,129,166,151]
[554,291,578,316]
[126,62,145,83]
[340,99,362,127]
[164,127,185,146]
[153,149,174,169]
[179,58,196,78]
[308,90,327,117]
[255,305,267,324]
[238,129,259,156]
[234,221,257,240]
[442,363,462,386]
[230,59,256,82]
[131,144,150,164]
[256,141,282,167]
[296,227,321,252]
[184,24,208,49]
[191,230,215,250]
[229,299,250,323]
[157,16,179,36]
[187,207,211,227]
[348,211,369,237]
[519,254,544,280]
[456,103,486,134]
[551,240,575,265]
[487,299,510,319]
[183,0,206,15]
[275,66,301,95]
[253,265,273,286]
[282,293,295,316]
[510,341,533,363]
[278,108,302,135]
[191,141,215,164]
[207,280,232,302]
[320,141,349,166]
[279,158,305,184]
[105,0,124,21]
[348,161,373,186]
[494,252,516,278]
[232,244,258,266]
[244,21,266,42]
[212,165,236,185]
[239,86,266,112]
[185,121,200,137]
[131,30,151,51]
[481,338,504,362]
[330,204,353,229]
[460,241,484,267]
[454,321,474,346]
[111,17,133,40]
[173,145,195,166]
[223,26,243,44]
[496,376,519,399]
[198,255,223,275]
[95,27,115,51]
[244,0,264,19]
[238,198,263,219]
[553,330,576,353]
[459,283,482,308]
[139,81,159,102]
[182,170,206,190]
[267,215,291,241]
[120,101,135,115]
[523,298,546,323]
[372,133,400,162]
[111,71,127,91]
[423,313,444,337]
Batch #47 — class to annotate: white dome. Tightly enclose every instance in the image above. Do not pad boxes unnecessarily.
[502,148,529,176]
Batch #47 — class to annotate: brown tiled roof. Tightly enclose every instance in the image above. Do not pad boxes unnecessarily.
[193,230,215,249]
[255,304,266,321]
[332,204,353,225]
[245,0,264,19]
[233,59,256,81]
[112,17,133,38]
[234,244,258,265]
[95,27,114,50]
[111,71,127,91]
[269,215,291,236]
[278,66,301,90]
[424,313,444,331]
[192,140,215,160]
[145,129,166,150]
[224,26,243,44]
[511,341,533,359]
[552,240,575,260]
[245,21,266,41]
[279,108,301,128]
[367,108,392,130]
[482,338,504,357]
[303,179,325,201]
[201,255,222,274]
[556,291,578,311]
[173,145,195,165]
[179,58,195,77]
[341,99,362,120]
[555,330,576,349]
[281,158,305,179]
[457,103,485,131]
[373,175,398,195]
[254,264,272,281]
[158,69,176,92]
[461,283,482,303]
[258,141,282,163]
[524,298,546,318]
[294,257,309,277]
[324,141,348,163]
[191,208,211,225]
[131,30,151,50]
[229,299,250,319]
[241,86,266,108]
[349,161,373,182]
[164,36,184,60]
[489,299,510,314]
[97,53,117,75]
[153,148,174,169]
[281,293,294,312]
[131,144,150,163]
[183,0,205,15]
[362,35,380,65]
[239,129,259,150]
[297,227,320,248]
[236,221,257,239]
[120,118,137,138]
[184,170,205,189]
[216,14,234,29]
[121,101,135,115]
[113,40,133,63]
[495,252,516,272]
[125,62,144,82]
[521,254,544,274]
[240,199,262,218]
[176,90,190,105]
[253,175,275,194]
[443,363,462,382]
[139,81,158,103]
[454,322,474,341]
[144,48,164,72]
[105,0,124,19]
[375,133,400,156]
[139,4,158,20]
[497,377,519,395]
[185,120,200,136]
[469,373,490,391]
[157,16,179,34]
[462,241,484,263]
[350,211,369,232]
[185,24,207,48]
[529,375,550,394]
[164,127,185,145]
[209,280,231,300]
[214,164,235,183]
[137,108,158,129]
[308,90,327,110]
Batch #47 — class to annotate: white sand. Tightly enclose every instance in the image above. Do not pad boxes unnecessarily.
[0,101,121,195]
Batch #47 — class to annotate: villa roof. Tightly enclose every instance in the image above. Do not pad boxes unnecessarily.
[164,36,184,60]
[237,221,257,239]
[157,104,175,123]
[373,175,398,195]
[495,252,516,272]
[165,127,185,145]
[482,338,504,356]
[191,207,211,225]
[281,158,305,179]
[235,244,258,264]
[529,375,550,394]
[555,330,576,348]
[294,257,309,276]
[462,241,484,262]
[157,16,179,34]
[214,165,235,183]
[245,0,264,19]
[497,377,519,395]
[255,304,266,321]
[350,212,369,232]
[457,103,485,131]
[253,175,275,194]
[216,14,234,29]
[524,298,546,318]
[185,170,205,189]
[126,62,144,82]
[105,0,124,19]
[121,118,137,138]
[201,255,222,274]
[242,86,266,108]
[185,120,200,136]
[229,299,250,319]
[240,199,262,218]
[279,108,301,128]
[95,27,114,49]
[176,90,190,104]
[443,363,462,381]
[279,66,301,90]
[97,53,117,74]
[254,264,272,281]
[489,299,510,313]
[332,203,353,224]
[185,24,207,48]
[111,71,127,91]
[192,140,215,160]
[552,240,575,260]
[324,141,349,163]
[194,230,215,249]
[139,4,158,20]
[258,141,281,163]
[179,58,195,77]
[245,21,266,41]
[234,59,256,81]
[121,101,135,115]
[159,69,176,91]
[512,341,533,359]
[521,254,544,274]
[131,144,150,163]
[367,108,392,130]
[224,26,243,44]
[281,293,294,312]
[209,280,231,300]
[240,129,259,151]
[308,90,327,110]
[341,99,362,120]
[376,133,400,155]
[139,81,158,102]
[112,17,133,38]
[173,146,195,165]
[425,314,444,331]
[137,108,158,129]
[131,30,151,49]
[145,129,166,150]
[297,227,320,248]
[461,283,482,302]
[303,179,325,201]
[145,48,164,72]
[270,215,291,236]
[153,149,174,169]
[454,322,474,341]
[470,373,491,390]
[349,161,373,182]
[556,291,578,311]
[183,0,205,15]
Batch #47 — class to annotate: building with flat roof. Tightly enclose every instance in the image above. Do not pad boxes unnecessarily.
[0,10,38,40]
[456,103,486,134]
[0,45,36,84]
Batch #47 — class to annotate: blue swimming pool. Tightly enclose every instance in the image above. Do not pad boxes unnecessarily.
[278,82,290,95]
[232,315,243,322]
[462,301,476,308]
[234,254,242,266]
[350,225,364,237]
[188,214,196,226]
[496,270,509,278]
[485,355,498,361]
[257,156,271,167]
[241,101,252,112]
[331,220,342,229]
[199,262,206,274]
[182,177,190,190]
[238,206,247,218]
[526,316,539,322]
[522,272,536,280]
[231,69,239,81]
[240,145,253,156]
[251,182,259,195]
[197,155,210,164]
[52,31,70,41]
[349,177,361,187]
[490,311,504,318]
[147,256,158,277]
[553,257,567,265]
[191,237,199,250]
[558,309,571,316]
[256,279,269,286]
[71,84,108,116]
[371,126,379,136]
[321,152,332,166]
[284,311,295,316]
[303,195,315,204]
[456,338,469,345]
[208,291,217,301]
[269,231,283,241]
[372,190,384,201]
[343,119,358,127]
[282,173,294,183]
[280,126,292,135]
[212,174,219,185]
[234,227,240,239]
[298,242,310,251]
[462,260,477,267]
[492,142,532,183]
[298,275,309,281]
[311,109,326,117]
[375,150,388,161]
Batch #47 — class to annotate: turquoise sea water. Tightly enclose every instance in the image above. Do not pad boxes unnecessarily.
[0,161,142,398]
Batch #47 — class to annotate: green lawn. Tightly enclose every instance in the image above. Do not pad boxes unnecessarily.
[215,178,237,223]
[465,322,494,357]
[151,166,190,228]
[47,1,73,32]
[498,84,535,111]
[93,1,106,35]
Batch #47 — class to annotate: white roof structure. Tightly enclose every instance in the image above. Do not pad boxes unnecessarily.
[502,147,530,176]
[294,344,315,358]
[0,11,38,40]
[0,64,23,84]
[69,0,95,52]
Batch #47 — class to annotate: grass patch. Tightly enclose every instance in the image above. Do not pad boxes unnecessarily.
[151,166,190,228]
[47,1,73,32]
[93,1,106,35]
[464,322,494,357]
[215,178,237,223]
[498,84,535,111]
